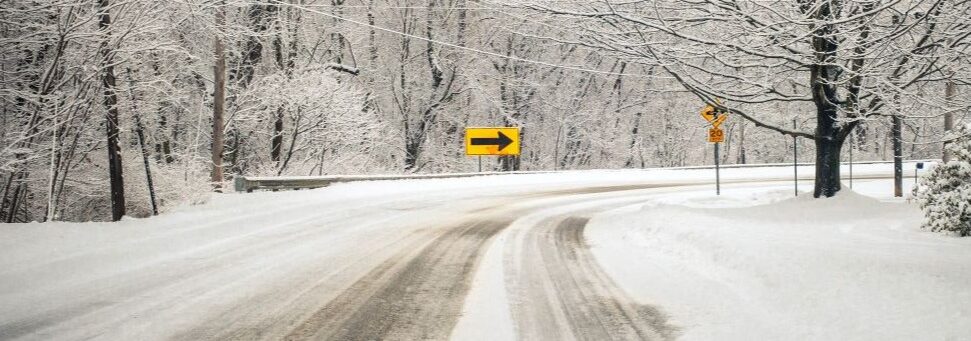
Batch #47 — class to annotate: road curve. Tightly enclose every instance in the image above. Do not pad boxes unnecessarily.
[1,182,685,340]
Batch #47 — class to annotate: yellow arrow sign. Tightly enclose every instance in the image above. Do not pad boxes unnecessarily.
[700,105,717,122]
[700,98,725,122]
[465,127,521,156]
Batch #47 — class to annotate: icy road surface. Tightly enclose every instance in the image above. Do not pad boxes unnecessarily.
[2,163,969,340]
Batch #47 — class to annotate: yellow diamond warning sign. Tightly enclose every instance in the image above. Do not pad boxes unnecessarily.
[700,105,717,122]
[700,98,725,122]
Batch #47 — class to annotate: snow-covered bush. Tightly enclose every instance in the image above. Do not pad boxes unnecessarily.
[914,125,971,236]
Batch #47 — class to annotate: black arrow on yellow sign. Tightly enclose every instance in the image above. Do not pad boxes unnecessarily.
[470,131,514,151]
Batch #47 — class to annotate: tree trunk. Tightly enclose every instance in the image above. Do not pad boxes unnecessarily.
[126,68,158,215]
[271,8,298,165]
[944,78,956,162]
[331,0,345,64]
[211,2,226,190]
[499,155,520,172]
[737,122,747,164]
[271,107,284,163]
[99,0,126,221]
[892,115,903,197]
[813,135,844,198]
[367,0,378,65]
[808,0,843,198]
[44,110,60,222]
[625,112,642,168]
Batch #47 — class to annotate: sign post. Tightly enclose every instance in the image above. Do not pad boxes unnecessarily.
[701,102,727,195]
[465,127,521,172]
[714,132,721,195]
[916,162,924,184]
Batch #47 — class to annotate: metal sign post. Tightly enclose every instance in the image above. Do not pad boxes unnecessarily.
[915,162,924,184]
[714,136,721,195]
[701,102,727,196]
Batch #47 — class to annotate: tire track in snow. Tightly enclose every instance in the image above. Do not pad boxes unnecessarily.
[282,217,512,341]
[1,190,493,340]
[551,217,675,340]
[274,185,674,341]
[501,193,680,340]
[277,184,687,341]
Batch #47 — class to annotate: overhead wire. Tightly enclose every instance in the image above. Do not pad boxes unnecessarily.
[257,0,655,77]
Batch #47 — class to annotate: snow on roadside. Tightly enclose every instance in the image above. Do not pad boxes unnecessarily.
[586,182,971,340]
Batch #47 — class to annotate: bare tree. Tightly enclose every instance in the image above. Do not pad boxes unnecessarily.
[211,1,227,190]
[526,0,971,197]
[98,0,126,220]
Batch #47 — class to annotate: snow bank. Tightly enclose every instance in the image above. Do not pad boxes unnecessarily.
[587,185,971,340]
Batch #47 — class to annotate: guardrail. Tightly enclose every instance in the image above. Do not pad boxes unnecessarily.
[233,171,552,192]
[234,159,938,193]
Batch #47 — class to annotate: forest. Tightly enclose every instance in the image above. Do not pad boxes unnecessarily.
[2,0,969,222]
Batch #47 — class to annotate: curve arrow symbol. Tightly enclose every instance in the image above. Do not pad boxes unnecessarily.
[470,131,514,151]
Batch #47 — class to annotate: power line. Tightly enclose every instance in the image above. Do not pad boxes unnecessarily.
[259,0,654,77]
[257,4,518,10]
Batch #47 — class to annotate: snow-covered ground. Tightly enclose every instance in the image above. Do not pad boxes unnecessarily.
[585,180,971,340]
[2,161,966,340]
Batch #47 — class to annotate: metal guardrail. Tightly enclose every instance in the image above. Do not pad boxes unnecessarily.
[234,159,938,193]
[233,171,552,192]
[670,159,938,170]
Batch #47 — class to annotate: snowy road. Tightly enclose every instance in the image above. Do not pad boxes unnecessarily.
[4,163,967,340]
[1,181,683,340]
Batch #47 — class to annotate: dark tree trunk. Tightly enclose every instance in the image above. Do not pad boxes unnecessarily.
[624,112,642,168]
[367,0,378,65]
[331,0,346,64]
[99,0,126,221]
[499,155,520,172]
[892,115,903,197]
[211,2,226,190]
[807,0,845,198]
[737,122,747,164]
[404,137,421,171]
[126,68,158,215]
[231,4,278,88]
[813,134,844,198]
[271,8,298,165]
[271,107,284,162]
[4,179,24,223]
